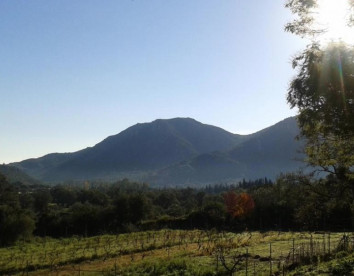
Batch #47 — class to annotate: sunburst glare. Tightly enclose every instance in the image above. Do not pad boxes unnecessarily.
[313,0,353,44]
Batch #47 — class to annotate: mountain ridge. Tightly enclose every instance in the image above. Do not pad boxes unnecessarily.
[148,117,304,186]
[0,165,42,186]
[11,116,304,186]
[12,117,244,182]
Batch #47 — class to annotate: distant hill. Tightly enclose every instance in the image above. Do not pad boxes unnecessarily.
[150,117,305,186]
[11,117,305,186]
[0,165,42,186]
[12,118,244,183]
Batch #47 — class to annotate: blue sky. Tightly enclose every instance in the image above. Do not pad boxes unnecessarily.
[0,0,306,163]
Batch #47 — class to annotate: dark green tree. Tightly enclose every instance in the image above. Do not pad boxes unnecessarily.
[33,190,52,214]
[0,173,35,246]
[51,186,77,207]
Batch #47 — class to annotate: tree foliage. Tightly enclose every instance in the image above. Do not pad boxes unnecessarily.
[223,191,255,219]
[1,175,353,246]
[285,0,354,179]
[0,173,35,246]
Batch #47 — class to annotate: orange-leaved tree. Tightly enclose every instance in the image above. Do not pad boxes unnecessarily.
[223,191,255,218]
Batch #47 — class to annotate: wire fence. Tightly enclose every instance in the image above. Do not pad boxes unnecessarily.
[3,231,354,275]
[213,232,354,275]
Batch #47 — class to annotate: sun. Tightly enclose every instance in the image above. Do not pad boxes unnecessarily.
[312,0,354,44]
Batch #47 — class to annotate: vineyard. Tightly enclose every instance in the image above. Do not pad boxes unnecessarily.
[0,230,353,275]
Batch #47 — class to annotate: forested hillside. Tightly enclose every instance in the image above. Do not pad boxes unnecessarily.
[0,165,42,186]
[150,117,304,185]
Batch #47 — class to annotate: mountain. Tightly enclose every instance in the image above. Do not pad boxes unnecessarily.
[0,165,42,186]
[148,117,305,186]
[12,118,244,182]
[11,117,305,186]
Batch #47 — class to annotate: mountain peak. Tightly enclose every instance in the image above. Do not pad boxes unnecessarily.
[12,117,241,182]
[152,117,197,123]
[11,116,303,185]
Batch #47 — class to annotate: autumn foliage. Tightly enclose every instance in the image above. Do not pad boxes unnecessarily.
[223,191,255,218]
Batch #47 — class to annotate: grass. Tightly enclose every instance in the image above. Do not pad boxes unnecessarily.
[288,251,354,275]
[0,230,352,275]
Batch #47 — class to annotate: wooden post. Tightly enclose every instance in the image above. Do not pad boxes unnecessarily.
[246,248,248,276]
[270,243,272,276]
[292,239,295,264]
[328,233,330,254]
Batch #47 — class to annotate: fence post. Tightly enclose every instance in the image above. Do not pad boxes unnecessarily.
[270,243,272,276]
[246,248,248,276]
[328,232,331,254]
[114,260,117,276]
[292,239,295,264]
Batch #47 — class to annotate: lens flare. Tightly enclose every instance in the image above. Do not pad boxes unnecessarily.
[313,0,354,44]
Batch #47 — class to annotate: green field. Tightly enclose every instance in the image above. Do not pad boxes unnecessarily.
[0,230,353,275]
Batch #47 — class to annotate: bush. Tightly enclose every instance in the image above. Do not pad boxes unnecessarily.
[329,259,354,275]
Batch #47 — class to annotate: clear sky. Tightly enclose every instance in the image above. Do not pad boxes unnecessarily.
[0,0,307,164]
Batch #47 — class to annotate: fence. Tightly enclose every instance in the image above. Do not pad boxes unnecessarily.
[1,231,353,275]
[213,232,354,275]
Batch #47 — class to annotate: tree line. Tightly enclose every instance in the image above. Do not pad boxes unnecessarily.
[1,171,352,247]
